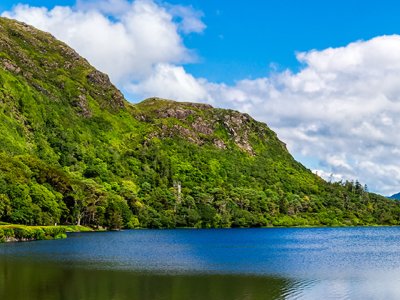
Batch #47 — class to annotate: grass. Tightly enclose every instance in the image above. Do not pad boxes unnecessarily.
[62,225,94,232]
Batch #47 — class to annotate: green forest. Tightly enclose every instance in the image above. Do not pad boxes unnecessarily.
[0,17,399,230]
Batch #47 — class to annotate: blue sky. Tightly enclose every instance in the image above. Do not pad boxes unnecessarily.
[172,0,400,83]
[3,0,400,83]
[2,0,400,194]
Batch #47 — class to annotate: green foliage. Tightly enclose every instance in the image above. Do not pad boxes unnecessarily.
[0,17,398,231]
[0,225,67,242]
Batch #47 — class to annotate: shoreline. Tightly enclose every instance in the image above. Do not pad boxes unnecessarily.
[2,223,399,243]
[0,224,93,243]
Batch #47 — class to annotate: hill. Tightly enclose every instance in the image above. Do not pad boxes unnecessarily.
[389,193,400,200]
[0,17,399,229]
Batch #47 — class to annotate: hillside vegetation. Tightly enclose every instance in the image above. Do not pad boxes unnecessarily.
[0,17,398,229]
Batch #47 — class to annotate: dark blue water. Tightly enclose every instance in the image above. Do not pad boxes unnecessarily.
[1,227,400,299]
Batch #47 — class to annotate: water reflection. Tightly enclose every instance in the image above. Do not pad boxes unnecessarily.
[7,259,399,300]
[2,228,400,299]
[0,259,291,300]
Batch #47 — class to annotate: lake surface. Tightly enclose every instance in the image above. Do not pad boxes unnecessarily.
[1,227,400,299]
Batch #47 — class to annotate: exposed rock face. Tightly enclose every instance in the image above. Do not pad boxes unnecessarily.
[87,70,111,86]
[158,108,195,119]
[135,98,272,155]
[74,94,92,118]
[213,139,227,149]
[222,112,254,155]
[2,59,21,74]
[191,117,214,135]
[161,124,201,144]
[86,70,125,110]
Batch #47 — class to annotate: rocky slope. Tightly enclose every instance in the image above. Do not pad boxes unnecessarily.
[0,17,398,228]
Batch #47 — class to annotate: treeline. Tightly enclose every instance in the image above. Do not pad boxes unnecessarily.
[0,135,398,229]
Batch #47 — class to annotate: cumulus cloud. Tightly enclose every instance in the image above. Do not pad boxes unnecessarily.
[128,63,209,102]
[166,4,206,34]
[75,0,131,15]
[201,36,400,195]
[3,2,400,194]
[2,0,204,85]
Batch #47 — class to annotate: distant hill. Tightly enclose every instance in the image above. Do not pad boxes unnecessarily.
[0,17,399,229]
[389,193,400,200]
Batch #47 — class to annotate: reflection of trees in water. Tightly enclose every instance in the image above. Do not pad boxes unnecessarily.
[0,259,292,300]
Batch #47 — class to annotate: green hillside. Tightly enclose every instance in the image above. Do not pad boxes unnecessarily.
[0,17,398,229]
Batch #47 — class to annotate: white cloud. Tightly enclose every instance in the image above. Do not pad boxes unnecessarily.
[3,2,400,195]
[2,0,204,85]
[76,0,131,15]
[199,36,400,195]
[128,63,209,102]
[166,4,206,34]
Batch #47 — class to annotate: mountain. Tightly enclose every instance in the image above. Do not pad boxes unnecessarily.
[0,17,398,229]
[389,193,400,200]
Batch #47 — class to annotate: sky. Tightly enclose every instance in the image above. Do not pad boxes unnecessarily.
[1,0,400,195]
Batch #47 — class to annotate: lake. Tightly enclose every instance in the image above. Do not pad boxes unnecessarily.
[1,227,400,299]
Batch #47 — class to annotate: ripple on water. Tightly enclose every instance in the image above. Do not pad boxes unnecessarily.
[2,227,400,299]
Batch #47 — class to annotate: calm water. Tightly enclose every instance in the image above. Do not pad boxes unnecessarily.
[1,227,400,299]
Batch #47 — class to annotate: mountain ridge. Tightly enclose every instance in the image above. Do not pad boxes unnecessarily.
[389,193,400,200]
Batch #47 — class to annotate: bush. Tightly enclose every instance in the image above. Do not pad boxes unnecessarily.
[0,225,66,242]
